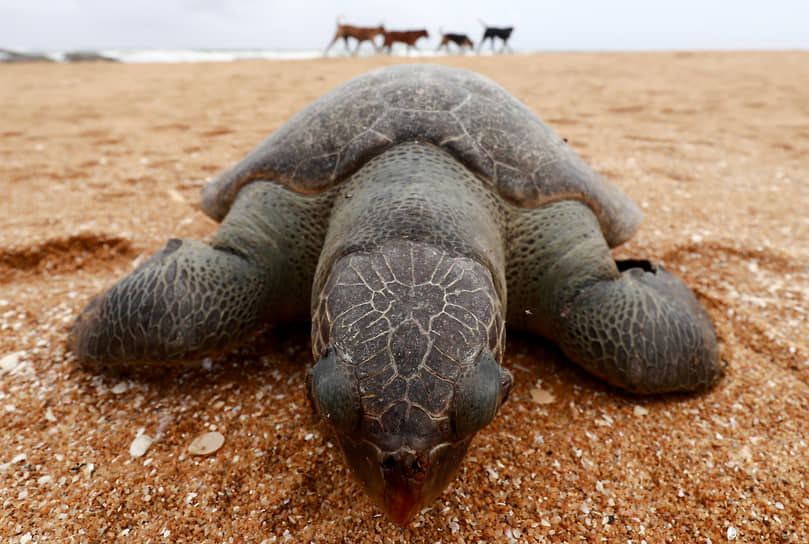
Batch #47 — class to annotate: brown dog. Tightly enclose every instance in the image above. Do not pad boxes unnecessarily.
[325,22,385,55]
[382,30,429,53]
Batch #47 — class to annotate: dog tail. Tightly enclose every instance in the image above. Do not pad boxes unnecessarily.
[477,18,488,27]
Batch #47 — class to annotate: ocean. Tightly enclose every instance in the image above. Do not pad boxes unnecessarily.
[3,47,496,63]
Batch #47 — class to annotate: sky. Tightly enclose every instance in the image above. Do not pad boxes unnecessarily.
[2,0,808,52]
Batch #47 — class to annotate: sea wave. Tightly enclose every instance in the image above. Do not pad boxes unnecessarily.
[2,47,492,64]
[104,48,324,63]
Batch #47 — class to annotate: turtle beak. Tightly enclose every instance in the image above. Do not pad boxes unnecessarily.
[337,437,472,525]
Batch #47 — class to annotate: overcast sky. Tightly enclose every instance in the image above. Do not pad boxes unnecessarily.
[2,0,808,51]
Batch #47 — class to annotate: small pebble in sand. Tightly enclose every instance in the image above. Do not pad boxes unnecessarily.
[167,188,187,204]
[111,381,129,394]
[633,405,649,417]
[0,351,24,372]
[130,434,154,457]
[530,383,556,404]
[727,526,738,540]
[11,453,27,464]
[188,431,225,456]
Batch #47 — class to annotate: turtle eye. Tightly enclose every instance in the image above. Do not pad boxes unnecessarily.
[450,350,513,439]
[307,346,362,434]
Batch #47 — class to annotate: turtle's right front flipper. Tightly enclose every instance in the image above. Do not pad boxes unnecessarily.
[69,237,275,365]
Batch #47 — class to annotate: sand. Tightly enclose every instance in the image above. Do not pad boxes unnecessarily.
[1,51,807,542]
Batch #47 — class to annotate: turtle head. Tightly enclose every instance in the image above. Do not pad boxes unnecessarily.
[307,344,512,525]
[307,245,510,524]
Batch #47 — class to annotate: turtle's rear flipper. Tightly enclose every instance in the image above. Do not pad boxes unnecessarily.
[554,261,721,394]
[68,238,274,365]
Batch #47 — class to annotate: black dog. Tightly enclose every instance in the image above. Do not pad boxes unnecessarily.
[437,32,475,52]
[478,22,514,53]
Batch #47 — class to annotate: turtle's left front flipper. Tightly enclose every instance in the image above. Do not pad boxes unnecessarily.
[68,237,277,365]
[507,199,721,394]
[552,260,721,394]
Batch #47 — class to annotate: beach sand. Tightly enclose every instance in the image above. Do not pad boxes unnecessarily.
[1,52,807,542]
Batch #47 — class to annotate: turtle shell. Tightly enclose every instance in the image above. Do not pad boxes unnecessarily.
[201,64,641,246]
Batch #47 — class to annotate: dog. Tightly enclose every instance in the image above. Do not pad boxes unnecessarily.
[436,32,474,53]
[382,29,429,53]
[324,20,386,55]
[478,21,514,53]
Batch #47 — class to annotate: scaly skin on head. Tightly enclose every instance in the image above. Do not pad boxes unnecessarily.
[308,241,511,524]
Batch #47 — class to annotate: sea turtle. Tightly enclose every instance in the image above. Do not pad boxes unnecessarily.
[69,64,721,525]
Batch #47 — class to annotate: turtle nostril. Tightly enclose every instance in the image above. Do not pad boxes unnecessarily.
[381,453,427,478]
[381,456,396,471]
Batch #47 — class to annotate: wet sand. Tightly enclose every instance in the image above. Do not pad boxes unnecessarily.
[1,51,808,542]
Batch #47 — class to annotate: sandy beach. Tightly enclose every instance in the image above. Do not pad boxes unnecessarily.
[1,51,807,542]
